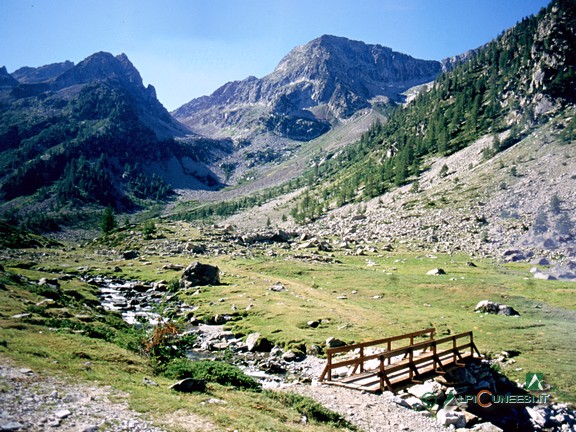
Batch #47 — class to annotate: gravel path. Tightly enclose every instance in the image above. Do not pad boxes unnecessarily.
[0,360,166,432]
[286,381,447,432]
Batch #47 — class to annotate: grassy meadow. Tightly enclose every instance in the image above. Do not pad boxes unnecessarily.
[1,220,575,430]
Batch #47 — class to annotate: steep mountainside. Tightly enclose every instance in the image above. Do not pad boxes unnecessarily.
[0,52,232,228]
[275,0,576,269]
[173,35,442,141]
[286,0,576,218]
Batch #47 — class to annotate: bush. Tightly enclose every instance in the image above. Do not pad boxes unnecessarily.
[142,322,196,373]
[164,359,261,391]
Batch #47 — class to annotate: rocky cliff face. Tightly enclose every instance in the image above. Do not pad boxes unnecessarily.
[173,35,442,141]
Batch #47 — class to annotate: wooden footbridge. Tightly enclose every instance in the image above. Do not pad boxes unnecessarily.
[319,328,481,393]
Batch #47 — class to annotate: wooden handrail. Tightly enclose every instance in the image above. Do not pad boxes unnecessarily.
[325,328,436,355]
[320,330,478,385]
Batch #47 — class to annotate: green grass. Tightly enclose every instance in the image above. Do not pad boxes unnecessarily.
[1,220,575,432]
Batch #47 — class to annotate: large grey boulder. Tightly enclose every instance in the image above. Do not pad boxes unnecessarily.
[180,262,220,287]
[245,332,273,352]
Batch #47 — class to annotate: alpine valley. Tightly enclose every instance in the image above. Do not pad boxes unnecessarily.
[1,1,576,431]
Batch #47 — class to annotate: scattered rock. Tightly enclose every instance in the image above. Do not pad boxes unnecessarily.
[409,380,444,399]
[143,377,158,386]
[474,300,520,316]
[122,250,139,260]
[55,409,72,419]
[180,262,220,287]
[169,378,207,393]
[426,268,446,275]
[437,408,466,428]
[269,282,286,292]
[468,422,504,431]
[38,277,60,287]
[0,421,25,431]
[326,337,346,348]
[245,332,273,352]
[533,271,556,280]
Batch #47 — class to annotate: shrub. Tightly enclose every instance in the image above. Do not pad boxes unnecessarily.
[164,359,261,391]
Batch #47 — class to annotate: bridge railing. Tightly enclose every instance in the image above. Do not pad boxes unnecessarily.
[319,329,481,391]
[319,328,435,382]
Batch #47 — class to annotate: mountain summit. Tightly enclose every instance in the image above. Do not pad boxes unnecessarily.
[173,35,442,141]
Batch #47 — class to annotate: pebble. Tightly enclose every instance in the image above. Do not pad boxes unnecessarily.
[0,362,164,432]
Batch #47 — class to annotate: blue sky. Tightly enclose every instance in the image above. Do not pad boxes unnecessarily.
[1,0,550,110]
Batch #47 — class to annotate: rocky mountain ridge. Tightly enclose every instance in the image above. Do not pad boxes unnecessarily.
[173,35,442,141]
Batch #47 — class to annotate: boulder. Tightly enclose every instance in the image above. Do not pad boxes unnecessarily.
[38,277,60,287]
[468,423,504,432]
[185,243,206,254]
[409,380,445,399]
[326,337,346,348]
[533,272,556,280]
[169,378,206,393]
[245,332,273,352]
[269,282,286,292]
[437,408,466,428]
[426,268,446,275]
[180,262,220,287]
[122,250,139,260]
[475,300,519,316]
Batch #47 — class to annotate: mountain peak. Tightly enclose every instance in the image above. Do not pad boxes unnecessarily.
[174,35,442,140]
[52,51,143,91]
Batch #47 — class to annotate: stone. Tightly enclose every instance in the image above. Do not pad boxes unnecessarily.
[169,378,207,393]
[409,380,444,399]
[404,396,426,411]
[143,377,158,386]
[534,272,556,280]
[81,426,100,432]
[245,332,273,352]
[526,407,546,428]
[180,262,220,287]
[474,300,519,316]
[437,408,466,428]
[0,421,25,431]
[185,243,206,254]
[426,268,446,275]
[469,423,503,432]
[326,337,346,348]
[122,250,139,260]
[54,409,72,419]
[281,350,299,362]
[269,282,286,292]
[38,277,60,287]
[392,395,411,409]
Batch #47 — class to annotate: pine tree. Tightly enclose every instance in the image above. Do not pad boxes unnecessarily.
[100,206,117,234]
